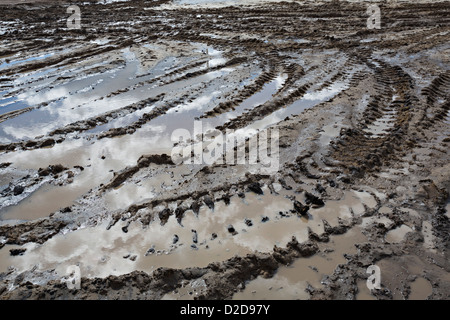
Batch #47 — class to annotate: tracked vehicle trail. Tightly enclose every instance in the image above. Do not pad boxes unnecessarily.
[0,0,449,300]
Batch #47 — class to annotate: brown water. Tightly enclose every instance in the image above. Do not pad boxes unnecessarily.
[409,277,432,300]
[233,227,367,300]
[356,280,377,300]
[385,224,413,243]
[0,187,377,284]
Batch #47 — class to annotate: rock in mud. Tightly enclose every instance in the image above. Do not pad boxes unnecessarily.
[248,182,263,195]
[304,192,325,207]
[294,200,310,216]
[227,225,238,235]
[261,216,269,223]
[10,248,26,256]
[315,184,326,194]
[60,207,72,213]
[13,185,24,196]
[222,194,231,205]
[192,229,198,243]
[0,162,11,169]
[244,218,253,227]
[158,208,172,225]
[173,235,179,244]
[38,164,67,177]
[137,154,174,168]
[145,247,155,256]
[39,138,55,148]
[203,195,214,210]
[191,201,201,215]
[175,207,185,224]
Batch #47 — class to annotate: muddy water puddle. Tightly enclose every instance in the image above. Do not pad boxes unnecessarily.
[409,277,432,300]
[0,187,377,281]
[356,280,377,300]
[0,182,87,221]
[0,43,227,142]
[385,224,413,243]
[0,188,293,277]
[233,227,367,300]
[376,255,437,300]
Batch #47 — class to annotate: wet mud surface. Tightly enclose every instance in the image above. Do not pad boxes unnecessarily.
[0,0,449,300]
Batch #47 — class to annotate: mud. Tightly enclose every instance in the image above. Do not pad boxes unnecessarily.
[0,0,449,300]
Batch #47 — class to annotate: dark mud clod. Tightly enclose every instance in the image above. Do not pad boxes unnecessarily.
[175,207,185,225]
[0,162,12,169]
[9,248,26,256]
[248,182,263,195]
[244,218,253,227]
[261,216,269,223]
[222,194,231,205]
[173,234,179,244]
[191,201,201,215]
[60,207,72,213]
[192,229,198,243]
[304,192,325,207]
[13,185,24,196]
[145,247,155,256]
[203,195,214,210]
[158,208,172,225]
[227,225,238,235]
[38,164,67,177]
[294,200,309,216]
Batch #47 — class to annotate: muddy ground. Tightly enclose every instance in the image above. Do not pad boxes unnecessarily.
[0,0,449,300]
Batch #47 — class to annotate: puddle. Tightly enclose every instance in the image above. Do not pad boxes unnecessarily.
[374,253,447,300]
[319,123,341,146]
[310,190,376,226]
[232,275,310,300]
[0,188,305,278]
[0,53,54,71]
[356,280,377,300]
[385,224,413,243]
[0,45,227,143]
[0,155,114,221]
[161,278,206,300]
[0,182,88,221]
[234,227,367,300]
[361,215,394,229]
[409,277,432,300]
[0,184,375,281]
